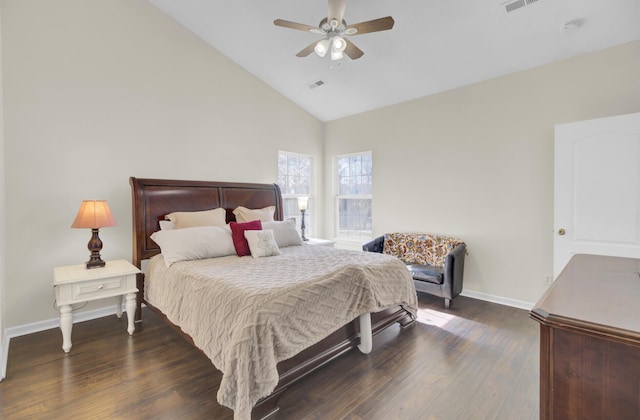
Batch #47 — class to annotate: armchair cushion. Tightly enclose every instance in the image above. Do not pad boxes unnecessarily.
[406,264,444,285]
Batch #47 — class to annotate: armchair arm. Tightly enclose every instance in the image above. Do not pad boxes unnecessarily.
[442,243,466,299]
[362,236,385,253]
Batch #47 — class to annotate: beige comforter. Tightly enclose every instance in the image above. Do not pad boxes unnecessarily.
[145,244,417,419]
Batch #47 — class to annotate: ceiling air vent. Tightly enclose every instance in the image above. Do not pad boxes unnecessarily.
[307,80,325,90]
[503,0,541,13]
[505,0,525,12]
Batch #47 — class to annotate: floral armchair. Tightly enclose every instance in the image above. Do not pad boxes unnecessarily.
[363,232,466,309]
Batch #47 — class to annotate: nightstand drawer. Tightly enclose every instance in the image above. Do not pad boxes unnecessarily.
[72,276,127,300]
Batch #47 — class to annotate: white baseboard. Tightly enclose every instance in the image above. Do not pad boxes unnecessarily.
[2,292,533,341]
[460,289,535,311]
[5,305,123,341]
[0,292,531,380]
[1,335,8,381]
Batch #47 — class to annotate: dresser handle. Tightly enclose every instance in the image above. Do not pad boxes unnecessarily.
[97,284,104,290]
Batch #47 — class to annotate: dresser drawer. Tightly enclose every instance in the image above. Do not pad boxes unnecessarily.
[72,276,127,300]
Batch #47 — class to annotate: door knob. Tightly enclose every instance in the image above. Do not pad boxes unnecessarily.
[558,228,566,236]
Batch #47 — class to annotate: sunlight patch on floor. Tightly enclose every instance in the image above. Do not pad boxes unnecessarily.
[415,308,457,327]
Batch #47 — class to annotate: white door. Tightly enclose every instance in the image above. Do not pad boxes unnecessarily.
[554,112,640,278]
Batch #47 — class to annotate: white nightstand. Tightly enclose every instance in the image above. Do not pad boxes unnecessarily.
[53,259,140,353]
[305,238,336,247]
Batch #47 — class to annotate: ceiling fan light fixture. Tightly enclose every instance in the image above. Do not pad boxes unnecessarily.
[332,36,347,53]
[314,39,330,57]
[274,1,395,62]
[330,50,344,61]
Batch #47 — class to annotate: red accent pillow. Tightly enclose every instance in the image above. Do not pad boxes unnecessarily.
[230,220,262,256]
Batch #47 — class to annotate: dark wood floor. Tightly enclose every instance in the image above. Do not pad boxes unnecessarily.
[0,294,539,419]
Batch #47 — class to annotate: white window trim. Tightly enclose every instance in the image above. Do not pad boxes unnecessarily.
[278,151,314,236]
[278,150,314,198]
[333,151,373,242]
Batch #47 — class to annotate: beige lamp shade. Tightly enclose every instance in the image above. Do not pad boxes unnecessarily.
[71,200,117,229]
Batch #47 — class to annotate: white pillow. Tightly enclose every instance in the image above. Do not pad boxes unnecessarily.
[159,220,176,230]
[233,206,275,223]
[262,220,303,248]
[244,229,281,258]
[150,226,235,267]
[165,208,226,229]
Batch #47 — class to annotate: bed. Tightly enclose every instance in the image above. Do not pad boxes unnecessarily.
[130,177,417,419]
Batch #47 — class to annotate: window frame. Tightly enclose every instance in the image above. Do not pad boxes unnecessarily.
[277,151,313,237]
[334,151,373,241]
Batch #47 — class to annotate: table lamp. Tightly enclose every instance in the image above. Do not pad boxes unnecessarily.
[71,200,117,268]
[297,196,309,241]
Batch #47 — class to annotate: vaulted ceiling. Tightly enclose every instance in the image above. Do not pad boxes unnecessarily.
[150,0,640,121]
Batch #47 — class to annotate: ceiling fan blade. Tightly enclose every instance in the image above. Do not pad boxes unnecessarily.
[296,41,318,57]
[344,38,364,60]
[345,16,395,35]
[328,0,347,25]
[274,19,323,34]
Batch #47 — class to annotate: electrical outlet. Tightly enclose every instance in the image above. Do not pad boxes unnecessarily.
[544,275,553,285]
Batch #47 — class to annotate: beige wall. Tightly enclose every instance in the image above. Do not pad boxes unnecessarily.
[324,40,640,305]
[0,2,6,379]
[1,0,323,327]
[2,0,640,330]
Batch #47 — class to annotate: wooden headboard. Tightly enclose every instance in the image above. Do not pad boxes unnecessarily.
[129,177,283,268]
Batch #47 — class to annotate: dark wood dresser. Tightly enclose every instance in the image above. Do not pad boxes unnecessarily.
[530,254,640,419]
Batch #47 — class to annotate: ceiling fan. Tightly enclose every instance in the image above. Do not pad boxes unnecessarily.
[274,0,394,61]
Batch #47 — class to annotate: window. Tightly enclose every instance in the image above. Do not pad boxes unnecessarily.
[335,152,372,240]
[278,151,313,236]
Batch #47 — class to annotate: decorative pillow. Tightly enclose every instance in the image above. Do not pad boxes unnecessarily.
[262,219,303,248]
[165,208,226,229]
[150,226,235,267]
[230,220,262,257]
[159,220,175,230]
[244,229,281,258]
[383,232,464,267]
[233,206,275,223]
